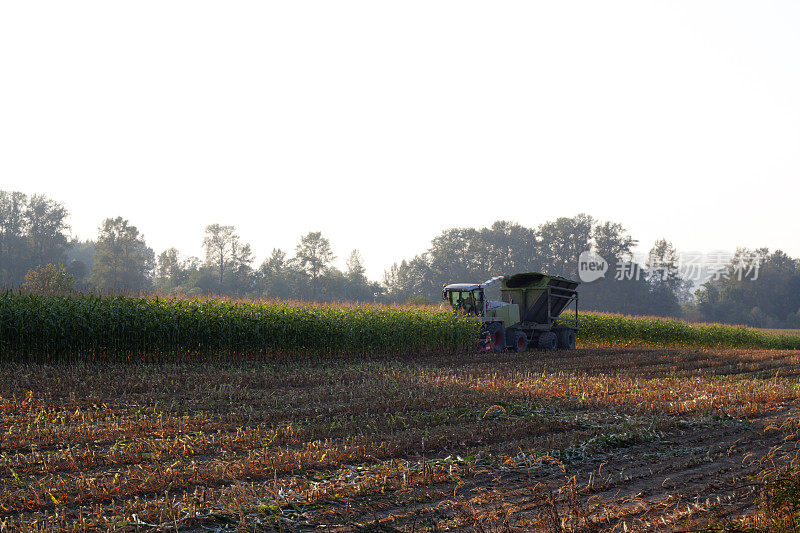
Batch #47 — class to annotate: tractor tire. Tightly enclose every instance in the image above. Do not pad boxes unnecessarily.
[486,322,505,353]
[511,330,528,352]
[555,327,576,350]
[537,332,558,351]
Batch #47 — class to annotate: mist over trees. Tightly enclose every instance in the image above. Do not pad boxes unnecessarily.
[2,189,799,328]
[381,216,684,317]
[0,191,71,285]
[696,250,800,328]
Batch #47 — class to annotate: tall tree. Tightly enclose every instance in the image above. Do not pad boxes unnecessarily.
[345,249,377,302]
[646,239,681,286]
[295,232,335,300]
[579,222,646,314]
[155,247,186,291]
[229,238,254,296]
[643,239,686,316]
[90,217,154,292]
[649,239,695,301]
[480,220,540,276]
[66,239,95,288]
[202,224,253,295]
[592,221,636,263]
[203,224,237,288]
[0,191,28,285]
[346,250,367,284]
[257,248,295,299]
[383,256,433,303]
[537,214,595,279]
[24,194,70,267]
[260,249,288,278]
[427,227,483,286]
[0,191,73,286]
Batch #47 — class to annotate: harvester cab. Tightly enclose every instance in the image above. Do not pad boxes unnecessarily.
[441,276,495,315]
[442,272,580,353]
[442,276,513,319]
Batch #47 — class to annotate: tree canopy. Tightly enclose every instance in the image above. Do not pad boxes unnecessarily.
[90,217,154,292]
[3,189,799,327]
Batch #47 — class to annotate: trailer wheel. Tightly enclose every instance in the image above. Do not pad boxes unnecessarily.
[555,328,576,350]
[537,332,557,351]
[511,330,527,352]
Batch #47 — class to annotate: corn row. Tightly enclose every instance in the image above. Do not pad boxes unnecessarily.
[578,312,800,350]
[0,291,481,362]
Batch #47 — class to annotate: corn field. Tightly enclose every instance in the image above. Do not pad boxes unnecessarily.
[0,291,480,362]
[2,291,799,362]
[579,311,800,350]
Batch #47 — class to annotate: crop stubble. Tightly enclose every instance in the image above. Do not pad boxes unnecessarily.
[2,347,800,530]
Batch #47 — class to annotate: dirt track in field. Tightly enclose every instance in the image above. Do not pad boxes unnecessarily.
[3,347,800,531]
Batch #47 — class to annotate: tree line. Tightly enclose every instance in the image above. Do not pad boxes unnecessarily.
[2,190,799,328]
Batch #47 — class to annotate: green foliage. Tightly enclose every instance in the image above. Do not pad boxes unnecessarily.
[578,312,800,350]
[710,467,800,531]
[21,264,74,294]
[0,190,71,286]
[3,288,797,364]
[91,217,154,292]
[295,231,335,300]
[0,291,481,362]
[696,249,800,328]
[764,468,800,519]
[202,224,253,294]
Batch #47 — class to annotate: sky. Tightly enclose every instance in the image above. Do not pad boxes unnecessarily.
[1,1,798,280]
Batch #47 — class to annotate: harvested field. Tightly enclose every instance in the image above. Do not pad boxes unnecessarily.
[2,348,800,531]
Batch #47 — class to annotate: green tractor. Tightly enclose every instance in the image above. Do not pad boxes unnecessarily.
[442,272,580,352]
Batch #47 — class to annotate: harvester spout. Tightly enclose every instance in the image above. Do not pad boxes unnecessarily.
[480,276,504,289]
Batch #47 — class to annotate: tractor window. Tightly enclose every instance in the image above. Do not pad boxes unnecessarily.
[448,290,483,315]
[473,289,484,308]
[448,291,464,307]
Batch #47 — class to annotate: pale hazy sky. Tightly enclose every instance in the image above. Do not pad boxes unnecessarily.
[1,1,798,279]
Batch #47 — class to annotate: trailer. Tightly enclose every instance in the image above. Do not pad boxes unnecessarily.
[442,271,580,352]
